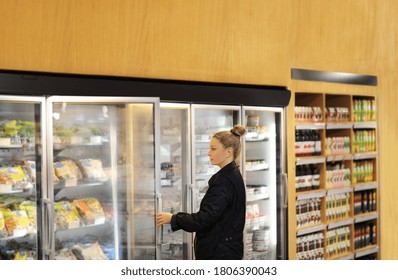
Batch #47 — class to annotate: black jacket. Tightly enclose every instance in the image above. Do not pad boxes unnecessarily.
[171,161,246,259]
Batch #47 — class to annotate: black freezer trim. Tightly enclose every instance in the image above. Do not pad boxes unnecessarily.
[0,69,291,107]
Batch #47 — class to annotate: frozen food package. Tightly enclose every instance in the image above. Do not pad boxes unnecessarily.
[54,201,81,230]
[23,161,36,183]
[100,242,116,260]
[54,248,78,260]
[73,241,108,260]
[2,209,31,238]
[0,165,33,191]
[0,211,6,238]
[0,173,12,193]
[14,250,36,260]
[53,159,83,180]
[19,201,37,233]
[52,167,60,184]
[246,205,254,219]
[74,197,105,225]
[76,159,107,181]
[252,203,260,218]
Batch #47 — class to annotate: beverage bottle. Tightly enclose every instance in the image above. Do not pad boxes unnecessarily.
[305,130,311,156]
[304,164,313,191]
[296,165,304,192]
[310,130,316,156]
[368,191,373,212]
[311,165,321,190]
[300,130,308,156]
[314,131,322,155]
[295,130,301,156]
[371,100,376,121]
[353,100,357,122]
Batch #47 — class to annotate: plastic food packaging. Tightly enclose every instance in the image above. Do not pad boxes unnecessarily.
[54,248,78,260]
[53,159,83,180]
[0,211,6,238]
[77,159,107,181]
[0,165,33,191]
[54,200,81,230]
[19,200,37,233]
[2,209,31,238]
[74,197,105,225]
[23,161,36,183]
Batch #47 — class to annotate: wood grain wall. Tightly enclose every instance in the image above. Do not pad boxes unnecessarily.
[1,0,397,259]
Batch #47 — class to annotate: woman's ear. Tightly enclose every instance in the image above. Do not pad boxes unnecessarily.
[226,147,233,158]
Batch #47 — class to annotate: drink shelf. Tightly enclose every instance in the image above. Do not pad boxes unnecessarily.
[326,122,353,129]
[296,156,326,165]
[327,218,355,230]
[353,122,377,129]
[326,154,353,162]
[326,187,353,195]
[328,251,355,260]
[354,182,378,191]
[292,93,379,260]
[355,245,379,258]
[295,123,325,130]
[296,190,326,200]
[353,152,378,160]
[354,213,378,223]
[297,224,327,236]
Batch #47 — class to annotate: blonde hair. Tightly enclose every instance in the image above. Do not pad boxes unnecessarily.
[212,125,246,161]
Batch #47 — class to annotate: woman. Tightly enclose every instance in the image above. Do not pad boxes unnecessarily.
[156,125,246,260]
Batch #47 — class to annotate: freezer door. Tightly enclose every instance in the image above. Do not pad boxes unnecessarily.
[242,106,286,260]
[0,96,46,260]
[158,103,192,259]
[191,104,242,212]
[190,105,241,259]
[47,96,160,260]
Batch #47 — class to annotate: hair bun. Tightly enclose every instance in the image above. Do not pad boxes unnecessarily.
[230,125,246,138]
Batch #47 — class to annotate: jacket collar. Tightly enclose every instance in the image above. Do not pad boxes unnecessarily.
[218,161,239,175]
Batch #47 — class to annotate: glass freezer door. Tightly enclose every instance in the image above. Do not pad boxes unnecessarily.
[0,96,45,260]
[159,103,191,260]
[242,106,286,260]
[191,105,242,212]
[47,96,160,260]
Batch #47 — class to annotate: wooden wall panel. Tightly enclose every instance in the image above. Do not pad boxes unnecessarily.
[0,0,292,85]
[374,1,398,260]
[0,0,397,259]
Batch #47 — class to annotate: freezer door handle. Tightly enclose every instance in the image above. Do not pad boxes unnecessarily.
[189,184,196,213]
[41,198,54,258]
[282,173,288,208]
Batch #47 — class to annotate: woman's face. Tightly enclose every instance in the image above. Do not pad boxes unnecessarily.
[208,137,232,168]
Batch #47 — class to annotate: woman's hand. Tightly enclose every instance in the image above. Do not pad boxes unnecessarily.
[156,212,173,226]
